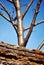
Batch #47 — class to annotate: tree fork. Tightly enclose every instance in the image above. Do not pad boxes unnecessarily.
[24,0,42,46]
[13,0,24,46]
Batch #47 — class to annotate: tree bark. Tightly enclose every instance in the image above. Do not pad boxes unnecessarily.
[0,42,44,65]
[0,0,44,48]
[25,0,42,46]
[13,0,24,46]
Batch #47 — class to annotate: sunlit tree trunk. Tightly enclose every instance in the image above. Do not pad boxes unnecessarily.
[13,0,24,46]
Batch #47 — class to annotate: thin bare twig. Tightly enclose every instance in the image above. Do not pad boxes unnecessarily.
[0,12,17,32]
[0,2,10,18]
[22,0,34,19]
[0,12,10,21]
[0,2,18,33]
[24,20,44,31]
[0,11,17,26]
[24,26,31,31]
[35,20,44,26]
[37,40,44,50]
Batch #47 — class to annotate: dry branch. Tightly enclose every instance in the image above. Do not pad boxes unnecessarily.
[24,20,44,31]
[24,26,31,31]
[37,40,44,50]
[35,20,44,26]
[0,2,10,18]
[0,1,18,33]
[0,12,10,21]
[22,0,34,19]
[25,0,42,46]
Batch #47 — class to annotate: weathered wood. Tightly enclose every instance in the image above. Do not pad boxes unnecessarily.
[0,42,44,65]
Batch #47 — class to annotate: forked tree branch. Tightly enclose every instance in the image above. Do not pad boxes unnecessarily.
[25,0,42,46]
[0,2,10,18]
[0,12,10,21]
[0,12,18,32]
[0,12,17,26]
[7,0,17,21]
[37,40,44,50]
[0,2,18,33]
[13,0,34,21]
[24,20,44,31]
[7,0,27,7]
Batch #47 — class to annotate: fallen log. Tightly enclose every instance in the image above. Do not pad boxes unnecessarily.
[0,42,44,65]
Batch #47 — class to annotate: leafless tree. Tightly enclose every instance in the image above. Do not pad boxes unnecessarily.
[0,0,44,47]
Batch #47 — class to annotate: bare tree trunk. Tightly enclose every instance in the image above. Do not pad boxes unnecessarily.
[13,0,24,46]
[0,0,44,47]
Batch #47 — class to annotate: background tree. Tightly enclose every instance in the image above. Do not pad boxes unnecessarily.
[0,0,44,49]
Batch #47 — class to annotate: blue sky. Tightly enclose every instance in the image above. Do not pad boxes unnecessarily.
[0,0,44,50]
